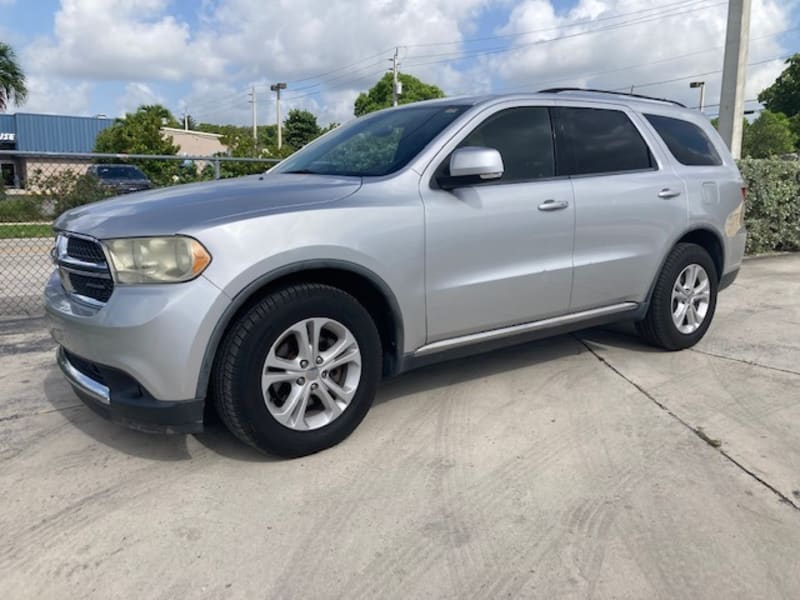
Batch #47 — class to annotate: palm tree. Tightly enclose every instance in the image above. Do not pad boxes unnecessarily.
[0,42,27,112]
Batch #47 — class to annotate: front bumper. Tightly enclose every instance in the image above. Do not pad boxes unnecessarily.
[57,347,204,433]
[45,268,231,430]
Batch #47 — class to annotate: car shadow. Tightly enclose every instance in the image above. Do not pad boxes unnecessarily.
[575,322,666,354]
[43,368,197,461]
[40,324,660,463]
[375,333,584,406]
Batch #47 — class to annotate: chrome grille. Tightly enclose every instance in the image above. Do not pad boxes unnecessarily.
[55,234,114,305]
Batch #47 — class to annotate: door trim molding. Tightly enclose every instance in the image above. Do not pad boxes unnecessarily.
[414,302,638,356]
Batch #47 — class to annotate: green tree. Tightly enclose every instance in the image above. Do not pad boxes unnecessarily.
[94,105,182,185]
[321,122,340,134]
[742,110,798,158]
[283,109,321,150]
[354,72,445,116]
[790,114,800,149]
[0,42,27,111]
[758,53,800,119]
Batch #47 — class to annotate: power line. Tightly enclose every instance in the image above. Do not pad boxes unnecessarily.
[272,59,388,95]
[266,0,730,105]
[281,47,396,86]
[183,5,796,121]
[401,1,728,67]
[475,25,800,97]
[282,68,389,102]
[228,0,723,106]
[397,0,715,48]
[613,54,792,91]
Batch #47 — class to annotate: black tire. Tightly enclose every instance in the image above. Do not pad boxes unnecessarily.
[212,283,381,457]
[637,243,718,351]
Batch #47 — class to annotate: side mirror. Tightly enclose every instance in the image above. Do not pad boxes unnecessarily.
[439,146,504,190]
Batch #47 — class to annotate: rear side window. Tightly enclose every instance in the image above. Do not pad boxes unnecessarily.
[457,107,555,182]
[644,114,722,166]
[554,107,654,176]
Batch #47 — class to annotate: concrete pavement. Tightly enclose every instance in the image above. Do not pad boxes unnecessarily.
[1,255,798,599]
[0,237,52,317]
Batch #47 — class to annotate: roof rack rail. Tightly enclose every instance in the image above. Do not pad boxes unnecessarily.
[538,87,686,108]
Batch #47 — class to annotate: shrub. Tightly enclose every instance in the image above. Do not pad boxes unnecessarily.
[738,158,800,254]
[0,195,43,222]
[27,169,113,217]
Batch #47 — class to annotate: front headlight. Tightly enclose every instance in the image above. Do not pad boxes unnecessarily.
[104,236,212,284]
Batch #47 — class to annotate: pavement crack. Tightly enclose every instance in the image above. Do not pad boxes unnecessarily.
[688,348,800,377]
[574,335,800,512]
[0,404,84,423]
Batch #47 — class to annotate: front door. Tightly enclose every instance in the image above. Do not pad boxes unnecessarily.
[421,105,575,342]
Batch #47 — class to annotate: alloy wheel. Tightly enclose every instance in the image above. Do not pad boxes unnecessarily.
[671,263,710,334]
[261,318,362,431]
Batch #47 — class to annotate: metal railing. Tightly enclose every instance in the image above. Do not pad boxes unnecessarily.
[0,150,280,317]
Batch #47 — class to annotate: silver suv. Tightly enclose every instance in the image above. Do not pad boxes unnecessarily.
[46,89,747,456]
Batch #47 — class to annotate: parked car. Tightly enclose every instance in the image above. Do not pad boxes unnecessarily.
[87,164,152,194]
[46,89,747,456]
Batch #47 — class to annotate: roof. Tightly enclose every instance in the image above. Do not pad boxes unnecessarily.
[0,113,114,152]
[162,127,224,139]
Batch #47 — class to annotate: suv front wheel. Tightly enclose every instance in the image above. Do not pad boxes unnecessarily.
[637,243,718,350]
[212,283,382,457]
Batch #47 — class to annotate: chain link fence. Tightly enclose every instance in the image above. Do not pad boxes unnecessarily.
[0,151,279,318]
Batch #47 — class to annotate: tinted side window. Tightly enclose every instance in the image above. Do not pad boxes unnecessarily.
[457,107,555,182]
[555,107,654,176]
[644,114,722,166]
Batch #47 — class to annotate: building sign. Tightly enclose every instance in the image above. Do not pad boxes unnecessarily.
[0,132,15,142]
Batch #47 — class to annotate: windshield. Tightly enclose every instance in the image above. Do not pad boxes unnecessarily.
[93,165,148,180]
[273,104,470,177]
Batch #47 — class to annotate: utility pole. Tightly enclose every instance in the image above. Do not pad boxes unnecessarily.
[270,82,287,149]
[390,48,401,107]
[690,81,706,112]
[183,110,188,131]
[717,0,752,158]
[248,86,257,143]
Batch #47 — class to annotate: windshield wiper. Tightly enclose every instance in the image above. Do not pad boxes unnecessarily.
[281,169,321,174]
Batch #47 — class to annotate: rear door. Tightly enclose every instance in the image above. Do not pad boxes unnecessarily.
[553,104,687,311]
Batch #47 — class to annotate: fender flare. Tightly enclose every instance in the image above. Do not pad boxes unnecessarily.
[643,225,726,309]
[194,259,405,400]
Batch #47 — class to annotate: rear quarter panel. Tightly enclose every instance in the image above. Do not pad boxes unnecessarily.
[642,108,746,277]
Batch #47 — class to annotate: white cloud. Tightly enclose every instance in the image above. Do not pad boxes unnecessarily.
[117,82,164,116]
[480,0,791,113]
[25,0,226,81]
[180,0,496,123]
[14,0,797,123]
[17,76,92,115]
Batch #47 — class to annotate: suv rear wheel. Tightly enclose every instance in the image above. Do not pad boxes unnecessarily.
[212,283,381,457]
[637,243,718,350]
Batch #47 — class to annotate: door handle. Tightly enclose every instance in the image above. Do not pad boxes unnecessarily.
[538,199,569,211]
[657,188,681,199]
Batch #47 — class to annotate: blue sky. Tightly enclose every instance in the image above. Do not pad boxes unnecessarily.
[1,0,798,125]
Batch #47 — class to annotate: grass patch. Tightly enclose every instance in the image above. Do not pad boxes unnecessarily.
[0,223,53,239]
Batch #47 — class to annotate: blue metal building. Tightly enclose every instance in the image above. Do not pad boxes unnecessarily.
[1,113,114,188]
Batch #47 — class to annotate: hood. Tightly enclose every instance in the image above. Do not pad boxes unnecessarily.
[55,173,362,238]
